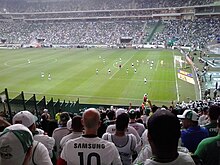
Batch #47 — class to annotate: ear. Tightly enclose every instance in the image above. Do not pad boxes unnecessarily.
[81,119,84,126]
[147,132,152,142]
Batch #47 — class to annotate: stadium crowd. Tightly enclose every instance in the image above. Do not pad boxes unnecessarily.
[0,0,214,13]
[0,96,220,164]
[0,18,220,47]
[151,18,220,48]
[0,21,145,45]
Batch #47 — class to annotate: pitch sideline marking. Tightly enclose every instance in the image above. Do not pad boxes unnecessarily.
[174,55,180,102]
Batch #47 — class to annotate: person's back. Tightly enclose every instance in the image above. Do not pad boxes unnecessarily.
[60,116,83,150]
[144,109,195,165]
[194,115,220,165]
[52,112,70,157]
[103,113,137,165]
[59,108,122,165]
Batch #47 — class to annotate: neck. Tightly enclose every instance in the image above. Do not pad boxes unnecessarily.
[115,130,126,136]
[152,151,179,163]
[84,129,97,136]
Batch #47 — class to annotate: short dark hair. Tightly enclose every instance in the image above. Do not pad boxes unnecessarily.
[116,113,129,131]
[148,110,181,149]
[106,110,115,120]
[72,116,83,131]
[208,105,220,120]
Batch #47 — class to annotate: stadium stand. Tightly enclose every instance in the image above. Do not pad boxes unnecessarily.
[0,0,220,164]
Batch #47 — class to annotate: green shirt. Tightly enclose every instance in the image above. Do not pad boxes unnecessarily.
[194,134,220,165]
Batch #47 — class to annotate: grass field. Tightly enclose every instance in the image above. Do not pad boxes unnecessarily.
[0,48,197,106]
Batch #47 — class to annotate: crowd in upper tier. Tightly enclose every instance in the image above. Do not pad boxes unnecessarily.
[0,18,219,48]
[0,0,214,13]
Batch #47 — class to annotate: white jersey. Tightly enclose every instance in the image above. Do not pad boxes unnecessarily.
[141,129,149,146]
[60,132,83,149]
[52,127,70,157]
[106,124,141,144]
[144,152,195,165]
[30,141,53,165]
[129,122,145,137]
[60,135,122,165]
[133,144,152,165]
[102,133,137,165]
[34,133,55,158]
[105,124,142,152]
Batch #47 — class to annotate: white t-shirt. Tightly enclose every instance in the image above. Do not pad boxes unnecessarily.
[34,133,55,158]
[144,152,195,165]
[141,129,149,146]
[52,127,70,157]
[102,133,137,165]
[31,141,53,165]
[60,132,83,149]
[133,144,152,165]
[106,124,141,144]
[129,122,145,137]
[61,135,122,165]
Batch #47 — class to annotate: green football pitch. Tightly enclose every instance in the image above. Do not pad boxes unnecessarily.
[0,48,196,106]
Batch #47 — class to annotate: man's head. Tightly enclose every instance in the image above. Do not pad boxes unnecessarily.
[147,110,181,153]
[12,111,37,132]
[82,108,100,132]
[208,105,220,121]
[71,116,83,132]
[128,109,136,120]
[106,110,116,120]
[177,109,199,128]
[0,124,33,164]
[116,113,129,131]
[60,112,70,127]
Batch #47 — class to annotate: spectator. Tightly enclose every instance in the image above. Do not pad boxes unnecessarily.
[203,105,220,137]
[102,113,137,165]
[198,106,209,126]
[0,124,52,165]
[178,109,209,153]
[194,115,220,165]
[0,124,33,165]
[60,115,83,150]
[52,112,70,158]
[128,109,145,137]
[58,108,122,165]
[13,111,55,159]
[42,109,51,120]
[144,109,195,164]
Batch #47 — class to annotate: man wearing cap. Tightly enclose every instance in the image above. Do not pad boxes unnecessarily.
[128,109,145,137]
[178,109,209,153]
[194,115,220,165]
[13,111,55,159]
[0,124,52,165]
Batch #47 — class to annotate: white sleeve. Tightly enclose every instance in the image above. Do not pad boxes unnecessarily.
[102,133,108,140]
[32,142,53,165]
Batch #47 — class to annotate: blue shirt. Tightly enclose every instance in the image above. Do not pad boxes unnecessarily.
[181,126,209,153]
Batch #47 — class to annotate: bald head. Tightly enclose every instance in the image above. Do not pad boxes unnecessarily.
[82,108,100,130]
